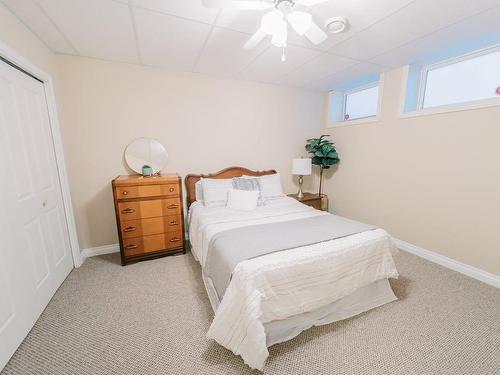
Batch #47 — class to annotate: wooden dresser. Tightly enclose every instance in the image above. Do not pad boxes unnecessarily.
[112,174,185,266]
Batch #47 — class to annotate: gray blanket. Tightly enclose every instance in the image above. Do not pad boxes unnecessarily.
[204,214,376,299]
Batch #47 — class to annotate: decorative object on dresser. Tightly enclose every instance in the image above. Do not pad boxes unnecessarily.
[112,174,185,266]
[305,135,339,196]
[125,137,168,176]
[287,192,328,211]
[292,158,311,199]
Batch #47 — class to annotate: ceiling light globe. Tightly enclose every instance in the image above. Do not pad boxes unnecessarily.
[261,10,284,35]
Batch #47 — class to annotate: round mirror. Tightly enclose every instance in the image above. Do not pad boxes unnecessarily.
[124,138,168,175]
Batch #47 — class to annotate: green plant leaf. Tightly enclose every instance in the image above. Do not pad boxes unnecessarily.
[327,151,338,159]
[311,156,322,165]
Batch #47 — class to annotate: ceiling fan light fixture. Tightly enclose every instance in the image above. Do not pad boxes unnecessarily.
[271,20,288,47]
[325,16,348,34]
[261,10,284,35]
[287,11,313,36]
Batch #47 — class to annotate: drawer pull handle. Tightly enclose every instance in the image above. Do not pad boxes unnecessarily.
[169,220,178,225]
[170,237,181,243]
[125,244,138,250]
[122,208,135,214]
[123,226,136,232]
[169,187,175,192]
[167,204,178,209]
[122,191,129,195]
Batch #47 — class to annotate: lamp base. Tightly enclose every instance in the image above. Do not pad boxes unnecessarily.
[296,175,304,199]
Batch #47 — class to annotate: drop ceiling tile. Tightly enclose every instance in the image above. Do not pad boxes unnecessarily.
[194,27,268,77]
[134,8,211,70]
[275,52,358,87]
[215,9,262,34]
[305,62,383,92]
[1,0,75,53]
[239,45,321,83]
[330,0,500,61]
[370,6,500,68]
[37,0,138,63]
[130,0,219,24]
[308,0,416,50]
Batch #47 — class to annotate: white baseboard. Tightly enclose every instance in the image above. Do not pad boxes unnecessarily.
[81,243,119,259]
[393,238,499,289]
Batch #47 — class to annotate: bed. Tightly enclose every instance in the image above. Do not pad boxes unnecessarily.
[185,167,399,370]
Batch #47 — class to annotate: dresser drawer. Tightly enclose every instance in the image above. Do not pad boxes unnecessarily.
[118,198,181,221]
[120,215,182,239]
[122,231,184,257]
[116,183,179,200]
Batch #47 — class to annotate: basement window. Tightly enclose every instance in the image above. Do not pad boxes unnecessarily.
[344,84,380,121]
[421,47,500,109]
[328,78,381,126]
[403,45,500,114]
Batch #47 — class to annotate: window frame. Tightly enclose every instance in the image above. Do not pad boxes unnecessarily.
[327,76,384,128]
[416,44,500,111]
[343,82,380,122]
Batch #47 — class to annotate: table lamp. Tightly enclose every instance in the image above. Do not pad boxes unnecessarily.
[292,158,312,199]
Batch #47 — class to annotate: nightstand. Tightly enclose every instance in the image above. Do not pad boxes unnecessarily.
[287,192,328,211]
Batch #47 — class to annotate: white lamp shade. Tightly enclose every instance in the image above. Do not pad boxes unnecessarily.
[292,158,312,175]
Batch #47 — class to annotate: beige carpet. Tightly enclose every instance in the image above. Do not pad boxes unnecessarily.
[2,250,499,374]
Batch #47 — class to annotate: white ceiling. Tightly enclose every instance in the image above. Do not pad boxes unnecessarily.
[3,0,500,91]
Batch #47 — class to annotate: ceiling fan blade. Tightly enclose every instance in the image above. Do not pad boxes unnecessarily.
[304,21,328,45]
[243,29,267,49]
[287,11,312,36]
[202,0,273,10]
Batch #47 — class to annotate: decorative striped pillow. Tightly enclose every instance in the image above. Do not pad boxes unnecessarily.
[232,177,265,206]
[201,178,233,207]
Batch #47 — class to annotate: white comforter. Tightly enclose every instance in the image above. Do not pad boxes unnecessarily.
[189,197,399,370]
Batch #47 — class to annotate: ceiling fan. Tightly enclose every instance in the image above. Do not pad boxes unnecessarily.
[203,0,346,61]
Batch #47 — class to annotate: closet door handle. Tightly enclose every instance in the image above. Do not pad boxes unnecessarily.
[125,244,138,250]
[123,226,136,232]
[122,208,135,214]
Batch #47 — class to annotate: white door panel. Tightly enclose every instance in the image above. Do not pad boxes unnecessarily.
[0,59,73,370]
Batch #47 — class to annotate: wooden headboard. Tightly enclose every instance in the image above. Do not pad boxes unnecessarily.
[185,166,277,207]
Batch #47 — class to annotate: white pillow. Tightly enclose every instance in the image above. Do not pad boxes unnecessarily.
[258,173,284,199]
[226,189,259,211]
[195,180,204,202]
[201,178,233,207]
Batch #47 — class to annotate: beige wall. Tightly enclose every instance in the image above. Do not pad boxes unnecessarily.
[56,56,323,249]
[324,67,500,276]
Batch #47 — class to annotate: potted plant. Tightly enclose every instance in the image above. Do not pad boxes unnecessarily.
[305,135,340,196]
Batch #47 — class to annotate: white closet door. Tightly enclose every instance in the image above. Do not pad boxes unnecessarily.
[0,59,74,370]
